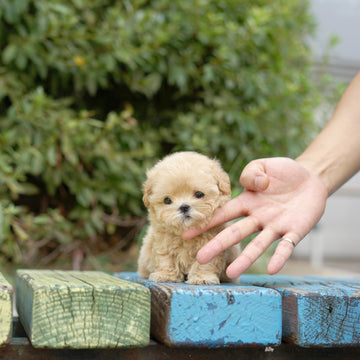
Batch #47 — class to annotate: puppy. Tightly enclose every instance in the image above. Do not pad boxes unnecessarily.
[138,151,240,285]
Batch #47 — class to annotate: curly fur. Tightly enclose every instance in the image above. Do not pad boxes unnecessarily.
[138,151,240,285]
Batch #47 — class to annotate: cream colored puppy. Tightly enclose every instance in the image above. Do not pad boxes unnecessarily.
[138,151,240,285]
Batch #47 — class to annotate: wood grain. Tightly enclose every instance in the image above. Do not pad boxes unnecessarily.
[116,272,282,347]
[0,272,13,346]
[16,270,150,348]
[241,274,360,347]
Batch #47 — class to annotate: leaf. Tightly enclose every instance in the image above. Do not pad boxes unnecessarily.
[18,183,39,196]
[13,223,29,242]
[168,66,187,91]
[15,53,28,69]
[141,73,162,97]
[30,151,44,175]
[46,146,57,166]
[86,75,98,96]
[4,179,22,196]
[77,188,95,207]
[33,215,51,225]
[2,44,17,64]
[61,138,79,165]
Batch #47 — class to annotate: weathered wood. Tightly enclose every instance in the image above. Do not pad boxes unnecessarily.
[0,272,13,346]
[16,270,151,349]
[1,317,360,360]
[116,272,282,347]
[241,275,360,347]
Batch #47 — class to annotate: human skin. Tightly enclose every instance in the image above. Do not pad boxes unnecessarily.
[182,71,360,277]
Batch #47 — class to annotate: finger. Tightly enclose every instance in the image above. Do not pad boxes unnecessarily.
[240,159,269,191]
[197,216,260,264]
[182,195,249,240]
[267,233,300,275]
[226,229,278,278]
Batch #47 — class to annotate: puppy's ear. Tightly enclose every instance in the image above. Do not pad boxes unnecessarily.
[212,160,231,196]
[142,175,153,208]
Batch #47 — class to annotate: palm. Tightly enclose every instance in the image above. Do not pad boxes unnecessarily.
[184,158,328,277]
[242,158,326,235]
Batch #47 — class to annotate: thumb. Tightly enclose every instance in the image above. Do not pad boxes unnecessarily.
[239,160,270,191]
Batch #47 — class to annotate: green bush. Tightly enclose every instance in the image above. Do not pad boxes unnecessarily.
[0,0,320,267]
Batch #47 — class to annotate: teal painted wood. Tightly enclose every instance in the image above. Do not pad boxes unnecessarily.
[116,272,282,347]
[241,274,360,347]
[307,276,360,284]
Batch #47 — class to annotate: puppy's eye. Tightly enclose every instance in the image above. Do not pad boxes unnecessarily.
[194,191,205,199]
[164,197,172,205]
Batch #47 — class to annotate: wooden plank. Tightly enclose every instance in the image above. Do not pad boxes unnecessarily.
[0,272,13,346]
[307,276,360,284]
[3,338,360,360]
[16,270,151,349]
[2,318,360,360]
[116,272,282,347]
[241,274,360,347]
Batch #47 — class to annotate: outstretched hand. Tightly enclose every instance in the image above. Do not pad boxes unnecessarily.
[182,157,328,277]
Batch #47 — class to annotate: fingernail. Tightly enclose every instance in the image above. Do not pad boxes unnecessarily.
[254,175,266,190]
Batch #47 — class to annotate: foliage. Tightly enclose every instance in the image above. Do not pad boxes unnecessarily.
[0,87,153,265]
[0,0,321,267]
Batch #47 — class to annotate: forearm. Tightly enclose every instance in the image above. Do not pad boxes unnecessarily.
[296,71,360,196]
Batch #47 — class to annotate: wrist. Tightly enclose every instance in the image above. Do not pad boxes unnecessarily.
[295,155,331,197]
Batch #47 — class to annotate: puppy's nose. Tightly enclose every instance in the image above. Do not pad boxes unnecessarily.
[179,204,190,214]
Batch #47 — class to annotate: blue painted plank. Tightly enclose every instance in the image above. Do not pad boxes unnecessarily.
[115,272,282,347]
[240,274,360,347]
[306,276,360,284]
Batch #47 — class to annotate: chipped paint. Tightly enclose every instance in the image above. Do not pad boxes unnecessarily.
[117,272,282,347]
[241,274,360,347]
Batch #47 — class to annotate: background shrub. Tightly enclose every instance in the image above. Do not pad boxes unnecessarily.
[0,0,321,269]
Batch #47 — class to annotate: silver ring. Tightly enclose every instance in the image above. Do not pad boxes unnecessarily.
[281,237,296,248]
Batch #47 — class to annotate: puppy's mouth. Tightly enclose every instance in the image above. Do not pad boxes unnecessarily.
[169,203,209,229]
[181,214,192,224]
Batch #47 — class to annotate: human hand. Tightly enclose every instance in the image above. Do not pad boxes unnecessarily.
[182,157,328,277]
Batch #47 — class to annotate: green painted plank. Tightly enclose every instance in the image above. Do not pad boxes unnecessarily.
[16,270,150,349]
[0,272,13,346]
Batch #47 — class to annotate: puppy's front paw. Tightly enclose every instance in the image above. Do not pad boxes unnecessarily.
[187,273,220,285]
[149,271,184,283]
